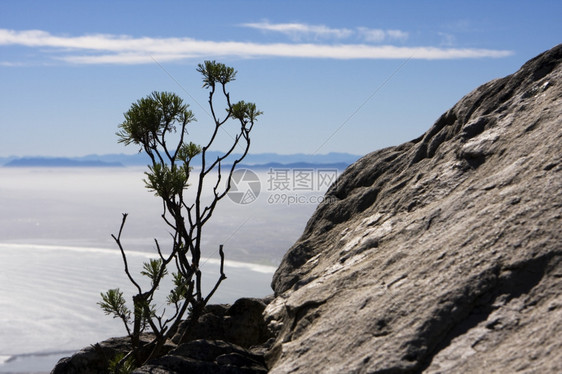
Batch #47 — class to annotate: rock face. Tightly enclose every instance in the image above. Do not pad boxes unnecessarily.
[266,44,562,373]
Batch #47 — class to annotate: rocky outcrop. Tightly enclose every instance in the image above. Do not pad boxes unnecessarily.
[133,340,268,374]
[52,45,562,374]
[52,298,271,374]
[172,298,271,348]
[135,298,271,373]
[51,335,159,374]
[266,44,562,373]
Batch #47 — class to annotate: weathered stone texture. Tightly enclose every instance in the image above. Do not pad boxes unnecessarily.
[267,44,562,374]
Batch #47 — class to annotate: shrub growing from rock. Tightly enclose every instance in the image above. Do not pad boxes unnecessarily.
[99,61,261,371]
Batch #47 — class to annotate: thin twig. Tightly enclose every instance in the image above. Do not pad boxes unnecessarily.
[112,213,142,294]
[204,245,227,305]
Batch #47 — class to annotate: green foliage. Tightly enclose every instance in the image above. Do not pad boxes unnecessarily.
[196,60,237,88]
[231,100,263,123]
[98,289,130,323]
[108,352,135,374]
[133,296,156,325]
[167,272,189,305]
[100,60,261,369]
[144,163,189,198]
[116,91,195,148]
[141,259,168,288]
[178,142,201,163]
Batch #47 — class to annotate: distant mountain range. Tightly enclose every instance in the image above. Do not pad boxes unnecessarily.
[3,157,123,168]
[1,152,361,169]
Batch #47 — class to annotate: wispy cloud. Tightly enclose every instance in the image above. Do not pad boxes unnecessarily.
[242,21,409,43]
[438,32,456,47]
[0,28,513,65]
[357,27,409,43]
[241,21,353,41]
[0,60,28,67]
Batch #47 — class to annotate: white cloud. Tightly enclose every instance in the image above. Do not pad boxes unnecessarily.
[241,21,353,41]
[0,61,27,67]
[0,28,513,65]
[357,28,386,43]
[357,27,409,43]
[245,22,409,43]
[386,29,409,41]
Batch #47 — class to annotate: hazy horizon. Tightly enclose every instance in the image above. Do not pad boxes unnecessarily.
[0,165,335,372]
[0,150,362,159]
[0,166,337,264]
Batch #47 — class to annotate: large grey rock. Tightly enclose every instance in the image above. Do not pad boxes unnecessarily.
[266,44,562,373]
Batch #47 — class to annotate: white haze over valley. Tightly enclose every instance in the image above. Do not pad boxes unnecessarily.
[0,166,333,373]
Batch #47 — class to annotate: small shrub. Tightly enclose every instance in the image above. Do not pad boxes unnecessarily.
[99,61,261,368]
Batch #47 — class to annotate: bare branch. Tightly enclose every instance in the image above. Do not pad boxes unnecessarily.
[204,245,227,305]
[111,213,142,294]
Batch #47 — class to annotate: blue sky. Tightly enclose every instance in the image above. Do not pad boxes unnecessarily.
[1,0,560,157]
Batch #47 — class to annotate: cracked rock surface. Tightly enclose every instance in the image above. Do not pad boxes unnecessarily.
[266,44,562,373]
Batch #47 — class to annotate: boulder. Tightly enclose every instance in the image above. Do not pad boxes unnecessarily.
[133,340,267,374]
[173,297,272,348]
[52,298,271,374]
[266,44,562,373]
[51,335,149,374]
